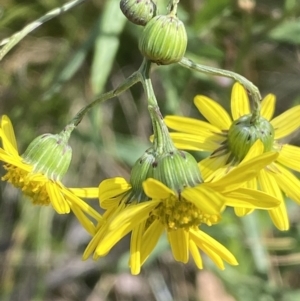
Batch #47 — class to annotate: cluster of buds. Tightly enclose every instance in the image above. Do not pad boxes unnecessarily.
[120,0,187,65]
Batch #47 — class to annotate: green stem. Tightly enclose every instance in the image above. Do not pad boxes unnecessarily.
[0,0,86,61]
[179,56,261,114]
[70,70,140,126]
[168,0,180,15]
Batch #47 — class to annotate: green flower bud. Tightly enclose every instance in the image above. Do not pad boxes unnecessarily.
[128,147,156,203]
[120,0,157,26]
[153,149,203,193]
[138,14,187,65]
[22,125,74,181]
[227,114,274,162]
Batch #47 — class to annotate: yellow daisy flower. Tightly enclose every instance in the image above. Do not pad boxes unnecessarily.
[83,150,280,275]
[165,83,300,230]
[0,115,101,235]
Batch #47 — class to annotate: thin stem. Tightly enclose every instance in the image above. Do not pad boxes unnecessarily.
[179,57,262,113]
[168,0,180,15]
[71,70,140,126]
[0,0,86,61]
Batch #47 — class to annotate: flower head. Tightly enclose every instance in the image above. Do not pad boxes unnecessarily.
[0,115,101,235]
[165,82,300,230]
[83,106,280,274]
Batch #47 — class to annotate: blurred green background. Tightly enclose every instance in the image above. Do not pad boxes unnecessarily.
[1,0,300,300]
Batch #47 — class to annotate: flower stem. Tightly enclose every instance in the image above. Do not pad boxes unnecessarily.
[70,70,140,126]
[179,56,262,114]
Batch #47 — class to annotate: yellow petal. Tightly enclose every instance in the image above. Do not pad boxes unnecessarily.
[99,177,131,208]
[258,168,288,230]
[130,221,145,275]
[170,132,220,152]
[231,82,251,120]
[224,187,280,209]
[0,149,31,171]
[271,105,300,139]
[190,229,238,269]
[1,115,18,152]
[189,239,203,269]
[234,207,253,217]
[277,144,300,173]
[0,128,19,158]
[82,224,108,260]
[165,116,221,135]
[241,140,264,163]
[182,185,224,215]
[194,95,232,130]
[140,219,164,265]
[63,187,102,221]
[168,228,189,263]
[46,182,70,214]
[209,151,278,193]
[69,202,96,235]
[96,201,159,256]
[272,163,300,204]
[261,94,276,121]
[70,187,99,199]
[199,155,229,181]
[143,178,175,199]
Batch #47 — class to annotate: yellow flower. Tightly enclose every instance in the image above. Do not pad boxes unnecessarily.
[165,83,300,230]
[83,152,280,275]
[0,115,101,235]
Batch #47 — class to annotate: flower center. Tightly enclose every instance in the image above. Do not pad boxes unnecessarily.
[227,114,274,162]
[2,164,51,206]
[152,195,220,230]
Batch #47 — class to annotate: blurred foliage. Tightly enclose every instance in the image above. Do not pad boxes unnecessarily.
[1,0,300,300]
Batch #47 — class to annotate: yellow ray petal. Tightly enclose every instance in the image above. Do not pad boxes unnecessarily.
[209,151,278,193]
[143,178,175,199]
[277,144,300,173]
[182,185,224,215]
[272,163,300,204]
[199,155,229,181]
[46,182,70,214]
[224,187,280,209]
[170,133,221,152]
[271,105,300,139]
[0,128,19,158]
[0,149,32,171]
[258,169,288,230]
[63,190,102,221]
[194,95,232,130]
[268,202,289,231]
[231,82,251,120]
[190,229,238,266]
[69,202,96,235]
[189,239,203,269]
[241,140,264,163]
[99,177,131,201]
[140,219,164,265]
[165,116,221,135]
[130,221,145,275]
[69,187,99,199]
[261,94,276,121]
[1,115,18,151]
[168,228,189,263]
[234,207,253,216]
[82,225,108,260]
[96,201,159,256]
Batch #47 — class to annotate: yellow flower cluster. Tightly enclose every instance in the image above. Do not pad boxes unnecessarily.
[1,81,300,275]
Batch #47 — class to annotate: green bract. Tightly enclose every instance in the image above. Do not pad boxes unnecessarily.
[227,114,275,162]
[128,147,156,202]
[138,14,187,65]
[152,149,203,193]
[22,125,74,181]
[120,0,157,26]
